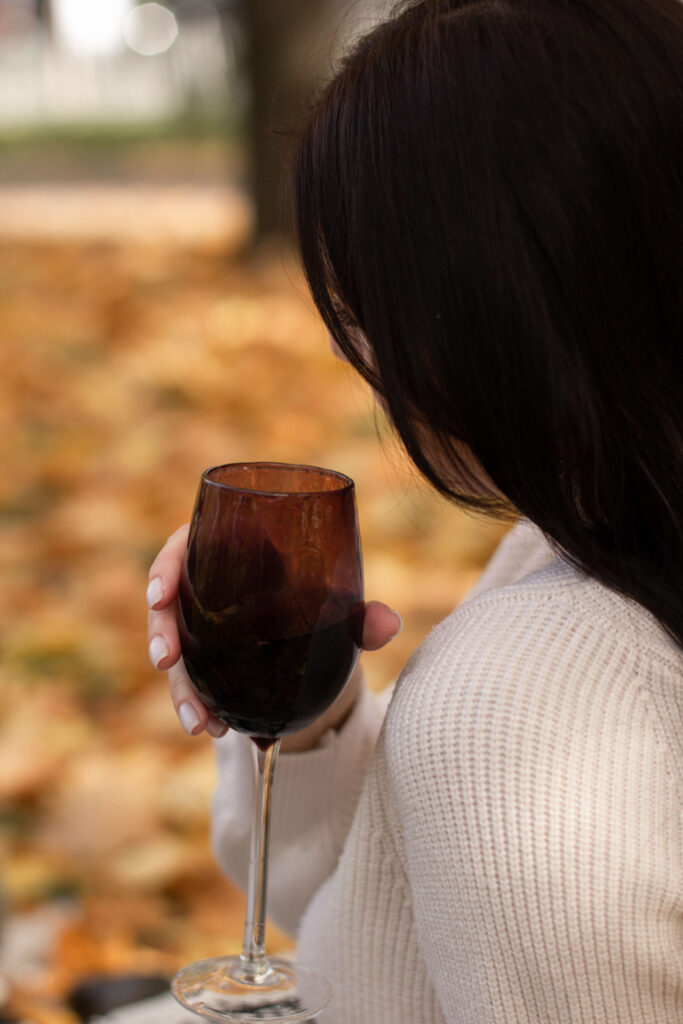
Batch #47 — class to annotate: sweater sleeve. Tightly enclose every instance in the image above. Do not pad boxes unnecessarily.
[211,679,390,936]
[208,524,552,942]
[386,584,683,1023]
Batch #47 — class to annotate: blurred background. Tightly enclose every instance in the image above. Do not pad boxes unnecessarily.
[0,2,505,1020]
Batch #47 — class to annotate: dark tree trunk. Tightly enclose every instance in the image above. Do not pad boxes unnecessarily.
[243,0,338,239]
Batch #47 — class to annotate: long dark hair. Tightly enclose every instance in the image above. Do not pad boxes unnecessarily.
[293,0,683,648]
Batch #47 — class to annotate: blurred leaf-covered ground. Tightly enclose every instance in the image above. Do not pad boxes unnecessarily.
[0,202,504,1021]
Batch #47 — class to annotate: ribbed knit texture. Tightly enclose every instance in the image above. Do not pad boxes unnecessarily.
[212,522,683,1023]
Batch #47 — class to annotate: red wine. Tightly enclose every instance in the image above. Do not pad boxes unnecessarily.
[178,573,363,740]
[178,462,364,743]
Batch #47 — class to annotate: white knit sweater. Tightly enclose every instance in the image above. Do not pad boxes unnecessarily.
[211,521,683,1023]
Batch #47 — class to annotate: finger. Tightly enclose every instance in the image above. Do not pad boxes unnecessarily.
[147,524,190,610]
[148,600,182,670]
[361,601,403,651]
[167,656,228,738]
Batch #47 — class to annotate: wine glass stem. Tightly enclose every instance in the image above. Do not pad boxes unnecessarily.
[240,738,281,981]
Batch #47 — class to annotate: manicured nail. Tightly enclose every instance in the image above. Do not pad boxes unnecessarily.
[206,718,229,738]
[390,611,404,637]
[178,701,200,736]
[146,577,164,608]
[148,635,170,668]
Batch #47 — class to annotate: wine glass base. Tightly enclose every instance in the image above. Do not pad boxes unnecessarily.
[171,956,331,1024]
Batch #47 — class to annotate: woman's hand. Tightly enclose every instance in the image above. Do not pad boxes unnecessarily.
[147,525,403,750]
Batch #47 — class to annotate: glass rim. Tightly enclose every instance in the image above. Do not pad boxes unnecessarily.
[201,461,355,498]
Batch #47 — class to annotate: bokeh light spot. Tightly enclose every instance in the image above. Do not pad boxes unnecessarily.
[123,3,179,57]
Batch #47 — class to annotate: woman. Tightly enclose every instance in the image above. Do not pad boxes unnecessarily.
[147,1,683,1020]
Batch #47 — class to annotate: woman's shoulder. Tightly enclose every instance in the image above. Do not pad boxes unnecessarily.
[385,556,682,776]
[457,519,682,673]
[436,554,681,677]
[378,566,683,1024]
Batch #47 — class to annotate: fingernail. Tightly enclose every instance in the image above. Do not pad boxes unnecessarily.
[206,718,229,738]
[178,701,201,736]
[146,576,164,609]
[148,634,170,668]
[390,611,404,637]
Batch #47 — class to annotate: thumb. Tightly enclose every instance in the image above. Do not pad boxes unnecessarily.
[361,601,403,651]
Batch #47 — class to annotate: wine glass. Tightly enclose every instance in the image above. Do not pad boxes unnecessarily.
[171,462,364,1024]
